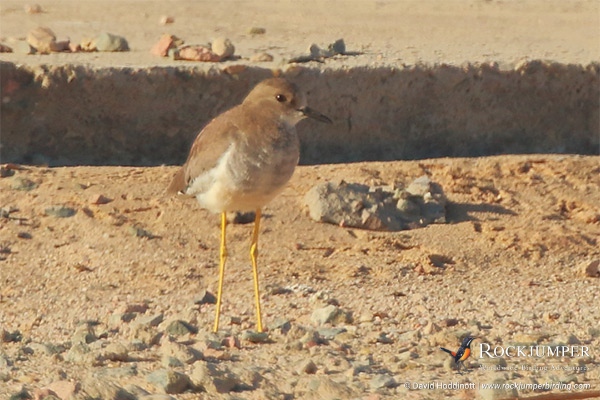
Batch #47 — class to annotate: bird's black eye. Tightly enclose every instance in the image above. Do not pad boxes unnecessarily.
[275,94,287,103]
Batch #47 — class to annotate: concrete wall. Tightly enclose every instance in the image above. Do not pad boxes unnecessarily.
[1,61,598,166]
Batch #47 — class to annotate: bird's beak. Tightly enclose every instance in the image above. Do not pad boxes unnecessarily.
[300,107,332,124]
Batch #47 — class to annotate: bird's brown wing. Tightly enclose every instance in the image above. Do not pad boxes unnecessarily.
[166,108,242,195]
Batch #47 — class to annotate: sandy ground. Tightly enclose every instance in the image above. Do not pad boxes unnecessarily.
[1,1,600,399]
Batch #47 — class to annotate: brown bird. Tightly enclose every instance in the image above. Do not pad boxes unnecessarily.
[167,78,331,333]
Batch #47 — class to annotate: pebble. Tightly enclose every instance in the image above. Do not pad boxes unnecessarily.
[12,177,38,191]
[93,32,129,52]
[129,225,156,239]
[241,330,269,343]
[296,359,318,374]
[25,4,43,14]
[89,194,112,205]
[135,313,164,328]
[27,26,57,54]
[193,289,217,305]
[160,340,199,364]
[71,324,97,344]
[45,205,77,218]
[248,27,266,34]
[0,43,12,53]
[316,327,346,339]
[11,41,35,55]
[250,52,274,62]
[310,305,351,326]
[146,369,192,394]
[165,320,197,336]
[581,259,600,277]
[211,37,235,60]
[102,342,129,362]
[175,45,221,62]
[190,362,239,394]
[151,34,182,57]
[159,15,175,25]
[83,375,135,400]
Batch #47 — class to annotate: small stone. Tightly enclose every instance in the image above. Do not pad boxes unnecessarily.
[162,356,184,368]
[316,327,347,340]
[241,330,269,343]
[581,259,600,277]
[165,320,197,336]
[17,232,32,239]
[221,336,240,349]
[12,177,38,191]
[250,52,274,62]
[329,38,346,54]
[129,225,156,239]
[268,318,292,334]
[25,4,43,14]
[161,340,199,364]
[93,32,129,52]
[296,359,318,374]
[45,205,76,218]
[90,194,112,205]
[175,45,221,62]
[248,27,266,35]
[190,362,240,394]
[311,305,351,326]
[193,289,217,305]
[69,42,81,52]
[1,329,22,343]
[12,41,35,54]
[102,342,129,362]
[211,37,235,59]
[159,15,175,25]
[146,369,191,395]
[72,324,97,344]
[0,43,12,53]
[370,374,396,390]
[27,26,56,53]
[135,313,164,328]
[151,34,181,57]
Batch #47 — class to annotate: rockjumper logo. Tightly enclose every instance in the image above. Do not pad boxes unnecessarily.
[479,343,590,358]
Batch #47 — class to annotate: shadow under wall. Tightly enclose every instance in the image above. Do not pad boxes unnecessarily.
[1,61,598,166]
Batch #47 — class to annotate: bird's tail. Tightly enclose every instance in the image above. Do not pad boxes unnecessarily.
[440,347,454,356]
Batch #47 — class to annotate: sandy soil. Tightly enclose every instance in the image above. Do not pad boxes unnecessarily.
[1,155,599,399]
[1,1,600,399]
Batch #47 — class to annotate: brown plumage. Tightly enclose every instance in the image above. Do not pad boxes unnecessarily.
[167,77,331,332]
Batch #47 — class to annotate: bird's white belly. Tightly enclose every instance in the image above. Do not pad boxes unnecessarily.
[186,145,297,213]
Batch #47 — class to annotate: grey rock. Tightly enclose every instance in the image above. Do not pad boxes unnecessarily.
[146,369,192,394]
[304,178,447,231]
[94,365,138,378]
[1,329,22,343]
[83,375,136,400]
[165,320,197,336]
[12,177,38,191]
[160,340,199,364]
[135,313,164,328]
[45,205,77,218]
[211,37,234,59]
[311,305,352,326]
[268,318,292,334]
[370,374,397,390]
[316,327,347,339]
[12,41,35,55]
[72,324,97,344]
[93,32,129,52]
[162,356,184,368]
[26,26,57,53]
[190,362,240,394]
[329,38,346,54]
[102,342,129,362]
[241,330,269,343]
[193,289,217,305]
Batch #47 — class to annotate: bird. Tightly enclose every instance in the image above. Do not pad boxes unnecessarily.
[440,336,476,374]
[167,77,332,333]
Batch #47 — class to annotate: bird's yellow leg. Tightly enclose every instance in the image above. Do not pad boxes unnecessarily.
[213,212,227,333]
[250,209,263,332]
